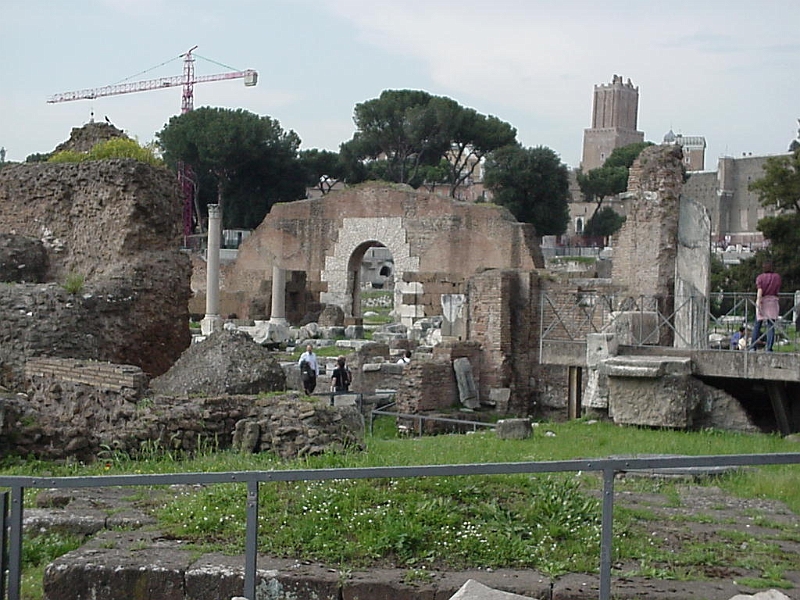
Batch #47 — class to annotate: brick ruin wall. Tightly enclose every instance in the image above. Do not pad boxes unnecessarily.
[195,182,543,322]
[612,145,685,298]
[0,159,192,387]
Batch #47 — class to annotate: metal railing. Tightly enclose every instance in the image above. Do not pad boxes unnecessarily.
[369,403,496,436]
[3,453,799,600]
[540,291,800,351]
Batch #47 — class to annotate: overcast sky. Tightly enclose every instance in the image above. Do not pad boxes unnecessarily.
[2,0,798,168]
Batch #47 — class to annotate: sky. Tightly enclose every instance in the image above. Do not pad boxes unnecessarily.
[1,0,798,169]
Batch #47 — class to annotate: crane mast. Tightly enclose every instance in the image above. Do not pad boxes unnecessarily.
[47,47,258,242]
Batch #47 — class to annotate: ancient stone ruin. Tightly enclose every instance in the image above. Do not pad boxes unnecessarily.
[0,129,788,465]
[2,331,363,462]
[0,149,191,386]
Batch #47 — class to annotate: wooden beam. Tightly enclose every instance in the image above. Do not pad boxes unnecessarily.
[568,366,582,420]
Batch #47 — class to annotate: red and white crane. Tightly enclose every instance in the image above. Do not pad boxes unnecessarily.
[47,46,258,241]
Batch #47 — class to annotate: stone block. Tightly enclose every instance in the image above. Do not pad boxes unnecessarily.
[371,331,405,343]
[453,357,479,409]
[601,355,692,378]
[610,311,660,345]
[585,333,618,367]
[486,387,511,412]
[44,531,192,600]
[609,375,695,428]
[495,418,532,440]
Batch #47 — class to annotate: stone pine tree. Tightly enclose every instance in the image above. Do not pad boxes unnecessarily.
[483,144,570,236]
[157,107,304,229]
[340,90,444,186]
[340,90,516,197]
[298,149,348,196]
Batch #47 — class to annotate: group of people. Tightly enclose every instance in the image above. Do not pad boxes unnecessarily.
[298,346,413,396]
[730,260,783,352]
[297,344,353,396]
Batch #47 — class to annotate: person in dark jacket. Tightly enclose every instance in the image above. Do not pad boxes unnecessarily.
[330,356,351,393]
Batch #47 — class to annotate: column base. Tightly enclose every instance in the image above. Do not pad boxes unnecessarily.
[201,314,223,336]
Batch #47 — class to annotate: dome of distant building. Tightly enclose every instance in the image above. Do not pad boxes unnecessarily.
[663,129,676,144]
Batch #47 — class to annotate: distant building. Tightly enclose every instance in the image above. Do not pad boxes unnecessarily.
[682,152,790,248]
[663,130,706,171]
[581,75,644,171]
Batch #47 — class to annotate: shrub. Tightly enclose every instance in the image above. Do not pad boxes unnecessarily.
[48,138,162,166]
[62,272,85,294]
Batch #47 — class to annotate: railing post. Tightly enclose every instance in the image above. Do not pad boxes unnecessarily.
[1,491,7,600]
[599,467,615,600]
[244,480,259,600]
[7,486,23,600]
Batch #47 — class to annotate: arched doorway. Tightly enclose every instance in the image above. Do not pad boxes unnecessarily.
[319,216,419,323]
[348,241,395,320]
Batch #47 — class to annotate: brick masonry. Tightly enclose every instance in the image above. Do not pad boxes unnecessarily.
[200,182,543,325]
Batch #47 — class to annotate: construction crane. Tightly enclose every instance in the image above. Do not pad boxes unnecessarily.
[47,46,258,242]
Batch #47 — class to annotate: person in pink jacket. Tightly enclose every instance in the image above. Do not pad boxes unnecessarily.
[750,261,782,352]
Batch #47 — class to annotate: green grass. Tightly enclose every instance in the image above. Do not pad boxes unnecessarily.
[61,272,85,294]
[2,419,799,593]
[290,345,350,360]
[361,289,394,325]
[18,533,86,599]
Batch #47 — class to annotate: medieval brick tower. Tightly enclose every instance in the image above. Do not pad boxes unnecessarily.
[581,75,644,171]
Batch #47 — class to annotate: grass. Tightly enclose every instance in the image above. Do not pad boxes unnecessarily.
[61,272,85,294]
[361,289,394,325]
[2,418,799,597]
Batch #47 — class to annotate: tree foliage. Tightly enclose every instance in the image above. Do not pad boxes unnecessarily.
[584,206,626,237]
[748,148,800,213]
[341,90,443,186]
[757,213,800,290]
[484,145,570,235]
[157,107,304,229]
[713,216,800,294]
[298,149,347,196]
[576,166,628,203]
[602,141,654,169]
[341,90,516,197]
[577,141,653,203]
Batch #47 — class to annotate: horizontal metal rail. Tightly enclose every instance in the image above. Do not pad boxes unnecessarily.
[369,406,496,435]
[2,453,799,600]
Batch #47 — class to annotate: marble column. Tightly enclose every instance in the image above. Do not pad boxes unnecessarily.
[269,265,287,324]
[201,204,223,335]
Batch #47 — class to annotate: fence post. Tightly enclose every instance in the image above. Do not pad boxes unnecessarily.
[1,491,7,600]
[795,291,800,329]
[7,486,23,600]
[244,480,259,600]
[599,467,615,600]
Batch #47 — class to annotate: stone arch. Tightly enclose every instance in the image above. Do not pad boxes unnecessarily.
[320,217,419,319]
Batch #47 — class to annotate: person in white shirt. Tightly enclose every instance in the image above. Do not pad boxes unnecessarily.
[298,344,319,394]
[396,350,412,365]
